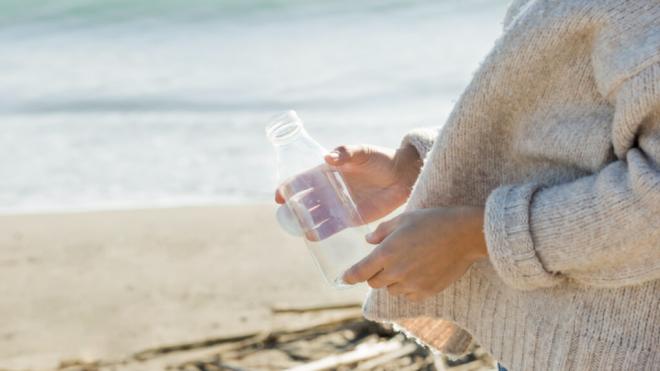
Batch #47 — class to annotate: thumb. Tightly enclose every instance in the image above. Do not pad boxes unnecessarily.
[325,145,372,167]
[365,215,400,244]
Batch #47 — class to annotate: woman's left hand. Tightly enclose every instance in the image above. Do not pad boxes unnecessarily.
[342,207,488,301]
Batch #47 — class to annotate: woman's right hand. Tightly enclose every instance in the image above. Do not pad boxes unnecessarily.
[275,144,423,224]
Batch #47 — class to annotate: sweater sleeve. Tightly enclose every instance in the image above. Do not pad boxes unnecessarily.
[400,128,439,162]
[484,62,660,291]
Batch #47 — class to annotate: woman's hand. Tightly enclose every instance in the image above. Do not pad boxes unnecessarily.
[275,144,422,224]
[342,207,488,301]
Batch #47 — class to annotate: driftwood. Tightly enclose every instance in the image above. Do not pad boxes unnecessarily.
[132,312,364,362]
[52,307,495,371]
[285,338,406,371]
[355,341,418,370]
[132,332,259,361]
[270,302,362,314]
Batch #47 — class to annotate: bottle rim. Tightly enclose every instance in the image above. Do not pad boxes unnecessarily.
[265,110,303,144]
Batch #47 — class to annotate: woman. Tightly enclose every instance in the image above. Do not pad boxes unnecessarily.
[276,0,659,369]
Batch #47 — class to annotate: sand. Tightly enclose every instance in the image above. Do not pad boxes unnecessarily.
[0,205,368,370]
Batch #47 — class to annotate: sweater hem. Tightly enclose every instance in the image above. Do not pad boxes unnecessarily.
[363,270,659,370]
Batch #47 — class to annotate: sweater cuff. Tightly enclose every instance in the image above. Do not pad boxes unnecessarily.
[400,128,438,162]
[484,184,566,290]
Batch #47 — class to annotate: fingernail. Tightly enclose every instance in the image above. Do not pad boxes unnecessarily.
[328,151,340,161]
[365,232,374,242]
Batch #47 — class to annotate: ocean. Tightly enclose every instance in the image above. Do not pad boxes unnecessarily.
[0,0,509,213]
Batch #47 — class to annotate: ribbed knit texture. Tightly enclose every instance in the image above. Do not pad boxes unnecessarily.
[363,1,660,370]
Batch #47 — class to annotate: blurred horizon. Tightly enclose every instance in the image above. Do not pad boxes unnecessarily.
[0,0,510,213]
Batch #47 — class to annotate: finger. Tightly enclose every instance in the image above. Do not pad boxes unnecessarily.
[342,248,388,285]
[366,269,398,289]
[275,189,285,204]
[324,151,341,165]
[325,145,371,167]
[366,216,400,244]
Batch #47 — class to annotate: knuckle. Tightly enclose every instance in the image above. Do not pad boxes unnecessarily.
[335,145,350,157]
[390,270,406,281]
[373,224,386,236]
[354,262,374,279]
[350,265,366,280]
[383,218,397,230]
[373,248,391,265]
[367,277,384,289]
[355,146,372,163]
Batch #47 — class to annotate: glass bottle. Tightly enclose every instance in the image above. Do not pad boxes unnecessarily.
[266,111,371,288]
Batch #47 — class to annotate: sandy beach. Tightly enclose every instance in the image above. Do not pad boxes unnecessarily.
[0,2,514,370]
[0,205,368,370]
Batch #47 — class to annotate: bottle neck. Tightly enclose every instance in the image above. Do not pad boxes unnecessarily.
[266,110,305,146]
[266,111,327,180]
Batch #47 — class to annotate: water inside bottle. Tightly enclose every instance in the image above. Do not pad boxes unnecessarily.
[307,226,371,287]
[278,164,371,286]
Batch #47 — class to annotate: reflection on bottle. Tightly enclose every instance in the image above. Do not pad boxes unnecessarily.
[278,164,362,241]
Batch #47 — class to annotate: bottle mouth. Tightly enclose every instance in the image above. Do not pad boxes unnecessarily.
[265,110,303,144]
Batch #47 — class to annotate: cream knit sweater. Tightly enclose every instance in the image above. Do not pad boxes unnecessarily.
[362,1,660,370]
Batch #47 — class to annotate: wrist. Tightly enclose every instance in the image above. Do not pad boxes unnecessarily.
[464,207,488,262]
